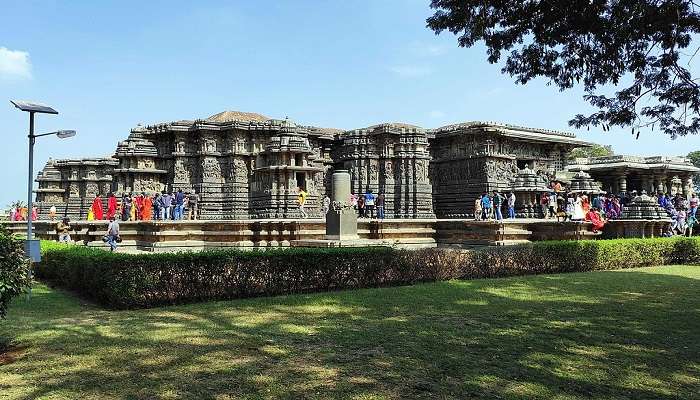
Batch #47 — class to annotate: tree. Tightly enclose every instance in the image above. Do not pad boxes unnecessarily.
[568,144,615,160]
[687,150,700,187]
[427,1,700,138]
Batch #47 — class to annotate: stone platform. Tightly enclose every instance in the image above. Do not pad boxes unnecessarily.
[2,218,669,253]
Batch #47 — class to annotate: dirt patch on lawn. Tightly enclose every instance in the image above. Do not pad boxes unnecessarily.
[0,345,28,365]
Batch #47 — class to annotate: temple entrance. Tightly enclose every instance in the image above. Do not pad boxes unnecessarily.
[296,172,306,190]
[517,160,532,170]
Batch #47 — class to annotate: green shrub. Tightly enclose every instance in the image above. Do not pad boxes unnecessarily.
[0,226,31,318]
[35,237,700,310]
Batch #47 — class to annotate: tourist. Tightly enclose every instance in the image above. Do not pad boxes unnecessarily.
[364,190,376,218]
[189,192,199,220]
[107,193,118,220]
[658,193,668,208]
[556,196,567,221]
[184,195,191,220]
[492,190,504,221]
[49,205,57,221]
[592,193,602,210]
[357,193,365,218]
[474,195,483,221]
[690,193,699,218]
[585,207,606,232]
[572,195,585,221]
[297,187,308,218]
[56,217,72,243]
[507,191,516,219]
[540,192,549,219]
[134,193,144,220]
[350,193,358,210]
[142,192,153,220]
[153,193,162,220]
[129,194,137,221]
[106,215,120,252]
[376,192,385,219]
[174,189,185,220]
[548,192,558,218]
[121,194,132,221]
[322,195,331,218]
[90,194,104,220]
[9,207,16,222]
[19,206,27,221]
[581,194,591,214]
[480,192,492,220]
[687,210,698,236]
[161,191,172,220]
[673,193,685,210]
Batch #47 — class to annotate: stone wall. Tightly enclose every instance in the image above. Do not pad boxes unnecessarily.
[429,122,578,218]
[332,123,434,219]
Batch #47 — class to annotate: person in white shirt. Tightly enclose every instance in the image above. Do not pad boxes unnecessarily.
[507,192,516,219]
[107,216,120,252]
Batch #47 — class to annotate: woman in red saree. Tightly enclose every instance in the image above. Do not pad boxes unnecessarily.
[107,193,118,220]
[585,208,606,232]
[141,194,153,220]
[134,194,144,220]
[90,195,104,220]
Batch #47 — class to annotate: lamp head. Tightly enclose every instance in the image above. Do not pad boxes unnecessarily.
[56,130,76,139]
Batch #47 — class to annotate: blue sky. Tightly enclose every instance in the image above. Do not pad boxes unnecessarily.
[2,0,700,207]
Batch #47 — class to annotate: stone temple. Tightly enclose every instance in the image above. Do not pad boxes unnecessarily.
[34,110,699,220]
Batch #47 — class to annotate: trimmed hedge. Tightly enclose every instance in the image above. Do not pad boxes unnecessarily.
[0,226,31,318]
[35,237,700,309]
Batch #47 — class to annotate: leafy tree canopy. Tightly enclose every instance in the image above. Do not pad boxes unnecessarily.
[569,144,615,160]
[427,0,700,138]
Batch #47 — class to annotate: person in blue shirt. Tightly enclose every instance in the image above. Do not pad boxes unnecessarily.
[174,189,185,220]
[480,192,492,220]
[364,190,376,218]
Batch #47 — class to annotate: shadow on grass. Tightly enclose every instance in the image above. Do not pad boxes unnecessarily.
[1,267,699,399]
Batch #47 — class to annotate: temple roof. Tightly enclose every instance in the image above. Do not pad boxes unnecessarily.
[206,111,270,123]
[432,121,591,146]
[345,122,425,135]
[568,155,700,172]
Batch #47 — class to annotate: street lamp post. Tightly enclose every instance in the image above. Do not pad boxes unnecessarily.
[11,100,75,265]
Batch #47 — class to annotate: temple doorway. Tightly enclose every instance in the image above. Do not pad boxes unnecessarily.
[296,172,306,190]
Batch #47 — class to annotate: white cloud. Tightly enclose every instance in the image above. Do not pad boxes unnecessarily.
[388,65,432,78]
[0,47,32,80]
[410,42,448,57]
[429,110,446,119]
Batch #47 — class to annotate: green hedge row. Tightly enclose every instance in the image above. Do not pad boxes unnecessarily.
[35,237,700,309]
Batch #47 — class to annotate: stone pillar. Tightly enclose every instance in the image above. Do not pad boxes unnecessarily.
[640,175,651,194]
[326,170,358,240]
[618,175,627,193]
[611,178,619,195]
[655,174,666,194]
[665,178,673,195]
[684,175,694,197]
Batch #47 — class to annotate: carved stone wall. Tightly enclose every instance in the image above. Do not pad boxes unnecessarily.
[429,124,580,218]
[332,123,434,218]
[35,113,623,221]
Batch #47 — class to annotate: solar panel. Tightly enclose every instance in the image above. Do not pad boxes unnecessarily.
[10,100,58,114]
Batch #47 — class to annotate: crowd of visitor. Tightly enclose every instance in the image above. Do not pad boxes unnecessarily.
[86,190,198,222]
[475,186,699,236]
[348,190,386,219]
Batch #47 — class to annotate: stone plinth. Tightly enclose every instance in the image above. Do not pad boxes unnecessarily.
[3,218,674,252]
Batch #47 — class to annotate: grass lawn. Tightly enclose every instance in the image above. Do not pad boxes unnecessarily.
[1,266,699,400]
